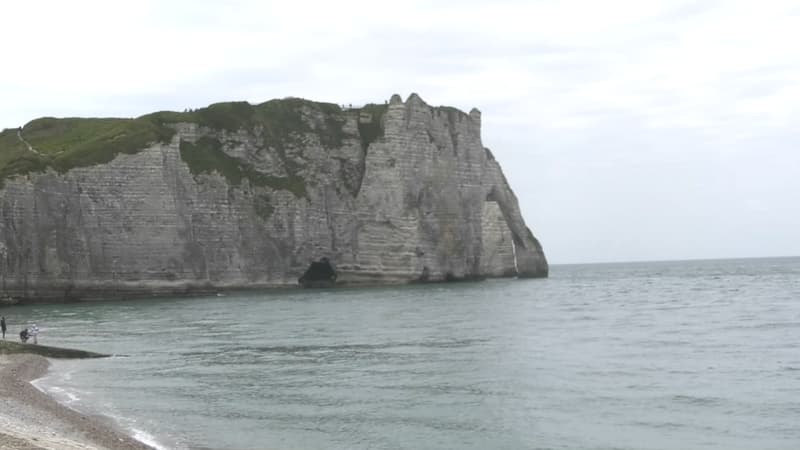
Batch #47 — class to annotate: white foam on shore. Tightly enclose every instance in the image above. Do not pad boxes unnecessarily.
[33,365,175,450]
[132,428,172,450]
[108,412,177,450]
[42,385,80,403]
[31,372,85,409]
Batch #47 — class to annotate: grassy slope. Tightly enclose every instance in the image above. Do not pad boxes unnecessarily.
[0,98,388,193]
[0,116,176,188]
[0,128,44,185]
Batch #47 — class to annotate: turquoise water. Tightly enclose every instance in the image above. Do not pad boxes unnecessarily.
[8,257,800,450]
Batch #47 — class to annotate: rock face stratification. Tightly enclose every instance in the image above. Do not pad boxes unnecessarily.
[0,94,547,301]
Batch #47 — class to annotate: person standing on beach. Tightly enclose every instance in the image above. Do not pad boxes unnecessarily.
[30,323,39,344]
[1,316,6,339]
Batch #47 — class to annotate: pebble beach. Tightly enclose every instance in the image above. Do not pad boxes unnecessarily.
[0,354,153,450]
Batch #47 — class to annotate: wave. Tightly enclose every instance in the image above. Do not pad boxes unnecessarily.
[132,428,172,450]
[182,338,490,357]
[670,394,723,406]
[32,363,173,450]
[723,322,800,331]
[30,377,83,410]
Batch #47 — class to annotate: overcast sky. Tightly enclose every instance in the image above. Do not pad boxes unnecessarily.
[1,0,798,264]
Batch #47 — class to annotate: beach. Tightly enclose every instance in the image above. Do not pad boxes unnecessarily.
[0,354,153,450]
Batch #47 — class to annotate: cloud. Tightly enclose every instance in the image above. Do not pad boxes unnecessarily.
[1,0,798,262]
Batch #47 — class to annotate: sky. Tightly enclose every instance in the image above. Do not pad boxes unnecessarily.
[1,0,798,264]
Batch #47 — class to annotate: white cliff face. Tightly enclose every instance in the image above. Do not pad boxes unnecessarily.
[0,94,547,301]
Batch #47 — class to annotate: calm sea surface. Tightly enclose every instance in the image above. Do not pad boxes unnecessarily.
[9,257,800,450]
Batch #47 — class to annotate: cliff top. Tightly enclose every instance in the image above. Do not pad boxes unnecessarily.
[0,95,477,188]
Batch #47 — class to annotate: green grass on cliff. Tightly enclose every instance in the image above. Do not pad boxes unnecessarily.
[0,98,384,192]
[0,128,45,185]
[0,117,176,187]
[179,136,307,198]
[24,117,176,170]
[145,98,345,149]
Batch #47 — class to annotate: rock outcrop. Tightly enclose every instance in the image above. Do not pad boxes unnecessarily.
[0,94,547,301]
[0,341,110,358]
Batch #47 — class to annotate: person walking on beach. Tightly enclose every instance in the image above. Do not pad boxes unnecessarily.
[1,316,6,339]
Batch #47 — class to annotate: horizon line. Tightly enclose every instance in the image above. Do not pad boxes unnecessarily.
[550,254,800,266]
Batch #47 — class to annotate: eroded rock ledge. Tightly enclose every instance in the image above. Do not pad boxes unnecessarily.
[0,341,109,358]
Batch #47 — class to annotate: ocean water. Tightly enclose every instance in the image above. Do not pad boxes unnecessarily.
[9,257,800,450]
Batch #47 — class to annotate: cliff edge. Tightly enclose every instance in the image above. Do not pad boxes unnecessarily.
[0,93,547,301]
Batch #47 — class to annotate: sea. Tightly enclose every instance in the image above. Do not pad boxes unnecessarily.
[8,257,800,450]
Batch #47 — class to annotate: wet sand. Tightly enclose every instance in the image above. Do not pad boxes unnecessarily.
[0,354,154,450]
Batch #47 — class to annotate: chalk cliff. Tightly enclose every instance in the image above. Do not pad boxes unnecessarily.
[0,94,547,301]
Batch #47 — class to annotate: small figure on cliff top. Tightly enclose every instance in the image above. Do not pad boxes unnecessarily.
[1,316,6,339]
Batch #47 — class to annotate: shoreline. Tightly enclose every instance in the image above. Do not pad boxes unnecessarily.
[0,354,155,450]
[2,272,532,305]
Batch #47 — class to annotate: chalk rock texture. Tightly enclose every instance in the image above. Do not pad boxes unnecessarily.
[0,94,547,300]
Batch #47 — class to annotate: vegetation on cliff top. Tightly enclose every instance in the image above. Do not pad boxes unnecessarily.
[0,97,376,191]
[179,137,307,198]
[0,118,175,187]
